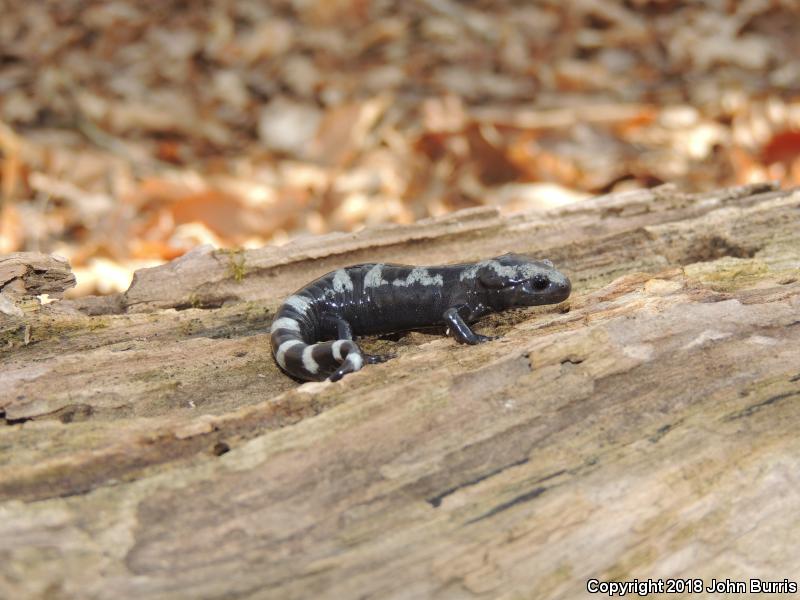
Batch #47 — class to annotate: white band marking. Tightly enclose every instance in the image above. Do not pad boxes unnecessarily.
[364,264,388,288]
[392,267,443,287]
[302,345,320,374]
[275,340,303,369]
[332,269,354,293]
[285,295,313,314]
[331,340,346,362]
[347,353,364,370]
[270,317,301,333]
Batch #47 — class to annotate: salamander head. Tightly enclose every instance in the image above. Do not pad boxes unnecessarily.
[469,253,571,308]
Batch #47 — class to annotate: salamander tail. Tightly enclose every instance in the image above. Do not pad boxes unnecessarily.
[328,346,365,382]
[271,316,364,381]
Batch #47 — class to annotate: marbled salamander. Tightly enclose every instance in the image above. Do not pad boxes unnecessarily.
[270,253,571,382]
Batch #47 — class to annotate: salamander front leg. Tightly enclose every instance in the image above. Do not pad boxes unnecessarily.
[443,307,497,345]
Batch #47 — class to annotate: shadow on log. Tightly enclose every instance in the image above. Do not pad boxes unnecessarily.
[1,183,799,599]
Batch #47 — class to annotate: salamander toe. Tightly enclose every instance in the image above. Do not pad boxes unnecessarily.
[364,353,396,364]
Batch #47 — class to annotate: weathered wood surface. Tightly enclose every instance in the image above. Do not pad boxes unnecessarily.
[1,183,799,599]
[0,252,76,300]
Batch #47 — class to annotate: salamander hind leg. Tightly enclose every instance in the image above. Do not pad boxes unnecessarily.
[320,315,394,371]
[321,314,354,340]
[328,340,366,382]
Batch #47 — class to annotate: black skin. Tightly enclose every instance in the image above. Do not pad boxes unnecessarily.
[284,255,571,364]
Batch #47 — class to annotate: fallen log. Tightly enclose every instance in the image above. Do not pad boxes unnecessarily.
[1,183,798,599]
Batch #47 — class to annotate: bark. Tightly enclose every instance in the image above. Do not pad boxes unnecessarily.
[1,183,799,600]
[0,252,76,299]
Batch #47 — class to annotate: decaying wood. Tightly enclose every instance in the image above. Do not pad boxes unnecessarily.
[1,183,799,600]
[0,252,77,341]
[0,252,76,299]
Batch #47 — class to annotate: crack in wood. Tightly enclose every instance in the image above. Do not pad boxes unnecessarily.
[723,390,800,422]
[466,486,547,524]
[648,422,675,443]
[451,468,568,524]
[427,457,531,508]
[0,409,31,426]
[560,356,585,365]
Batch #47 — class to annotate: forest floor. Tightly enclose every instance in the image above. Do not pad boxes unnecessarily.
[1,0,799,295]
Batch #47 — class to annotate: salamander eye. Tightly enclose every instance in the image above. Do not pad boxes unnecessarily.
[531,274,549,290]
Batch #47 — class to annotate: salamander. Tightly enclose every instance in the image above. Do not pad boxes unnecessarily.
[270,253,571,382]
